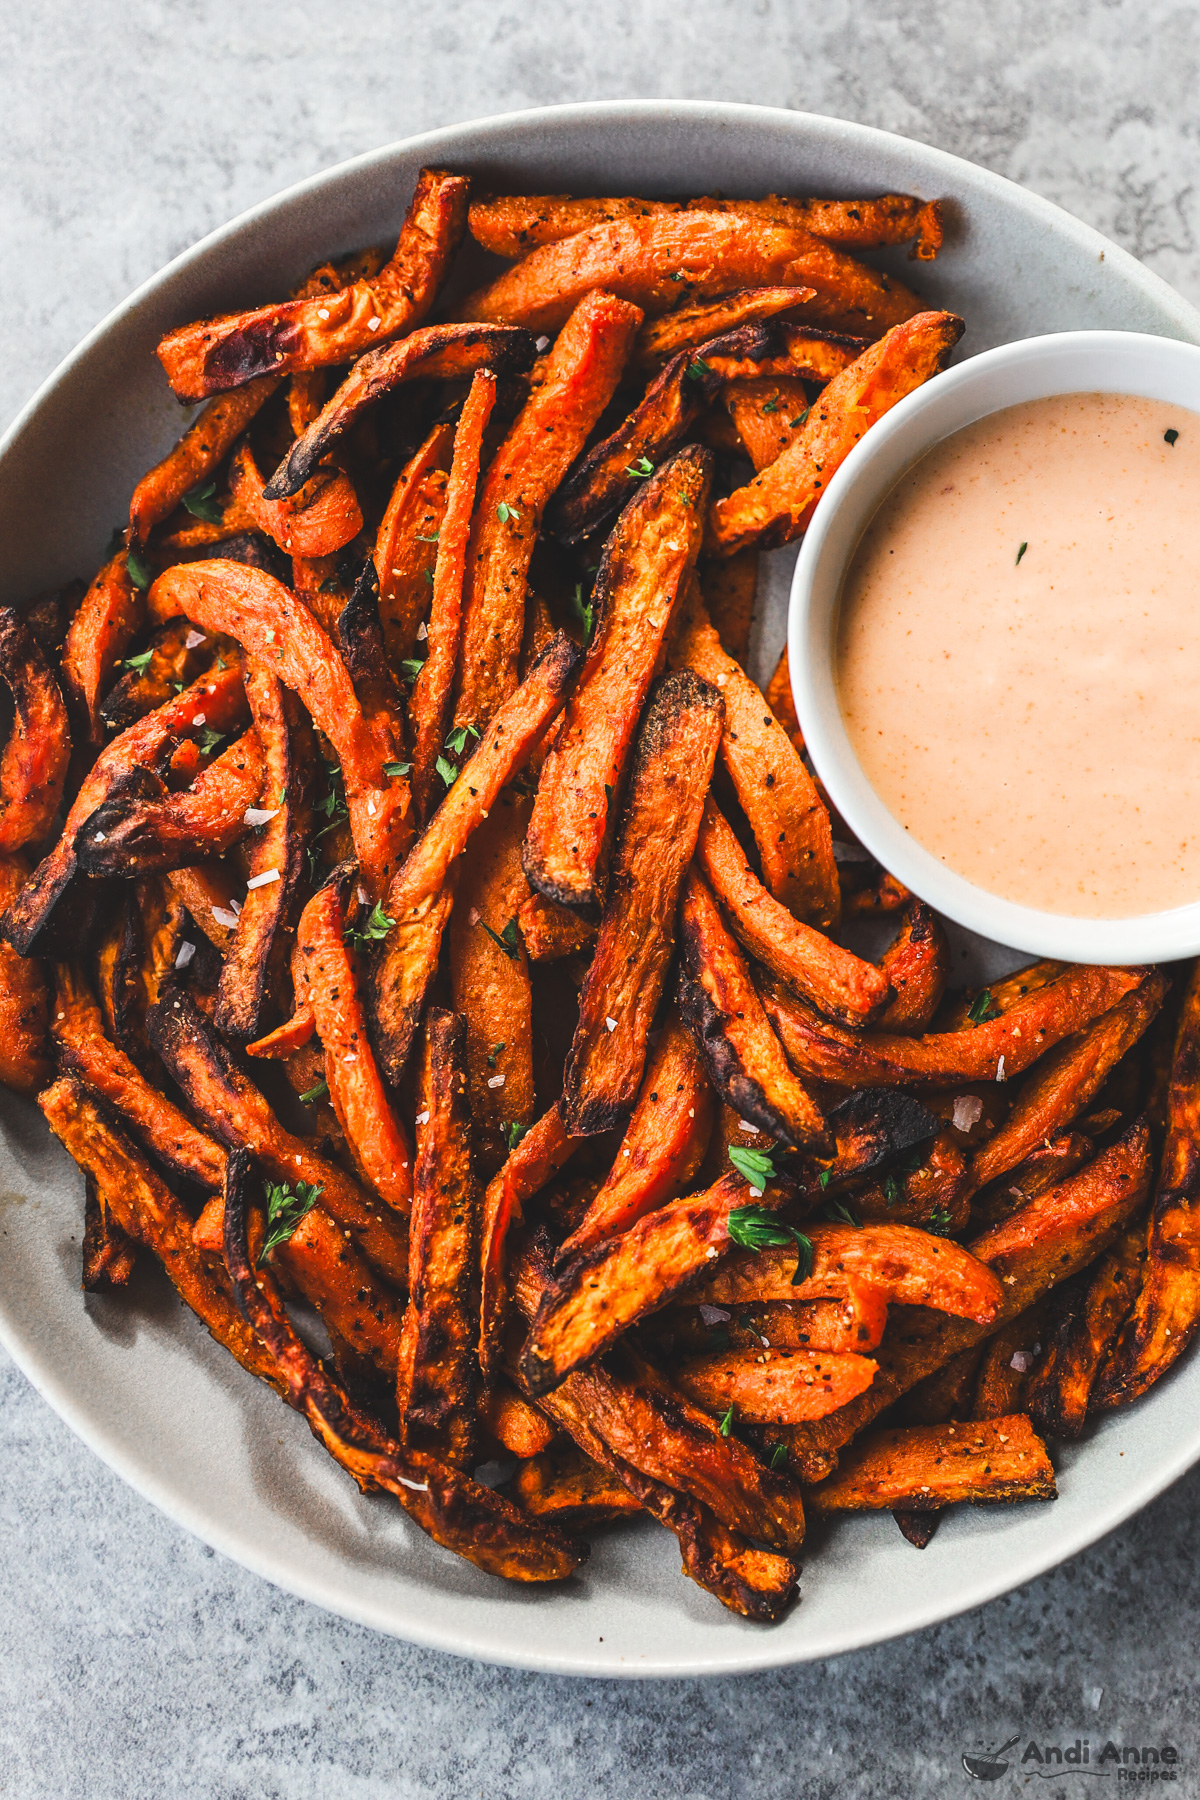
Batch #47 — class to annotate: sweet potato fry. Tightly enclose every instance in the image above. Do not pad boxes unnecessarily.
[896,1343,986,1427]
[81,1172,139,1290]
[876,901,948,1033]
[371,634,580,1085]
[147,988,409,1288]
[674,1345,877,1424]
[698,552,757,664]
[1,663,248,955]
[633,287,820,370]
[480,1383,557,1460]
[478,1106,578,1381]
[693,192,945,259]
[725,376,818,472]
[410,369,496,824]
[550,355,721,544]
[516,890,596,961]
[1027,1221,1146,1436]
[700,318,867,386]
[395,1010,479,1465]
[468,192,681,256]
[77,729,264,877]
[372,422,453,671]
[41,1078,280,1386]
[969,1300,1047,1420]
[61,553,144,746]
[100,620,229,735]
[696,799,888,1028]
[0,614,65,864]
[559,672,723,1135]
[220,1150,584,1583]
[0,855,50,1094]
[560,1011,713,1260]
[290,870,413,1214]
[854,1128,970,1231]
[228,439,363,559]
[455,291,643,731]
[1093,962,1200,1407]
[762,963,1145,1089]
[457,212,925,338]
[167,862,240,952]
[147,561,411,896]
[968,973,1167,1192]
[129,375,282,541]
[679,870,825,1147]
[508,1447,642,1527]
[708,310,964,557]
[525,450,711,908]
[805,1416,1055,1514]
[672,586,839,925]
[157,168,470,401]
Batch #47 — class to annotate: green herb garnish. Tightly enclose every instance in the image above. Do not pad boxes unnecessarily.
[718,1402,735,1438]
[728,1144,777,1187]
[686,358,712,382]
[435,754,458,789]
[817,1169,833,1189]
[122,649,154,676]
[343,901,395,948]
[259,1179,323,1261]
[1015,542,1028,566]
[486,1041,506,1069]
[504,1120,529,1152]
[481,917,522,961]
[761,396,779,414]
[384,761,412,778]
[125,549,153,590]
[182,477,223,523]
[197,727,226,756]
[823,1198,861,1227]
[399,656,426,683]
[788,407,810,428]
[299,1079,329,1105]
[926,1206,954,1231]
[444,723,479,756]
[1164,428,1180,446]
[625,455,655,481]
[967,989,997,1025]
[726,1206,813,1285]
[568,582,594,641]
[495,501,520,524]
[768,1442,789,1471]
[415,529,440,542]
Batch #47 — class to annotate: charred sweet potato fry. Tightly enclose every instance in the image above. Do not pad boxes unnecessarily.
[876,902,948,1033]
[698,552,757,665]
[168,862,240,951]
[410,369,496,824]
[0,855,50,1094]
[550,356,721,544]
[157,168,470,401]
[700,317,866,386]
[61,553,144,746]
[41,1079,280,1386]
[679,870,825,1147]
[672,587,839,925]
[77,729,265,877]
[1094,962,1200,1407]
[696,799,887,1028]
[806,1416,1055,1514]
[1,663,248,955]
[708,310,964,556]
[762,964,1145,1090]
[725,376,818,472]
[525,450,711,908]
[559,672,723,1135]
[373,423,452,670]
[371,635,580,1085]
[457,212,925,338]
[560,1011,713,1260]
[228,439,363,559]
[674,1345,877,1424]
[692,192,945,259]
[516,890,596,961]
[220,1150,583,1582]
[508,1447,642,1528]
[100,620,228,735]
[478,1105,578,1380]
[480,1382,557,1460]
[0,611,70,854]
[455,291,643,731]
[129,375,281,541]
[633,286,819,370]
[147,988,409,1288]
[147,561,411,896]
[290,870,413,1214]
[81,1172,139,1290]
[854,1128,971,1231]
[395,1010,479,1466]
[1027,1221,1146,1436]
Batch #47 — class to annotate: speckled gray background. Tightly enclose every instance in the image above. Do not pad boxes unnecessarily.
[3,3,1200,1795]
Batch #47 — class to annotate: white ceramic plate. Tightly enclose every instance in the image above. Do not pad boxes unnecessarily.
[2,101,1198,1679]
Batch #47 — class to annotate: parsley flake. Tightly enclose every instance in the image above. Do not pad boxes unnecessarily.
[435,754,459,789]
[259,1179,323,1261]
[399,656,426,683]
[122,649,154,676]
[967,989,997,1025]
[761,396,780,414]
[568,582,594,641]
[486,1041,506,1069]
[768,1442,789,1471]
[686,357,712,383]
[197,727,226,756]
[415,529,440,542]
[384,761,411,778]
[496,501,520,524]
[343,901,395,948]
[1165,428,1180,446]
[125,549,153,590]
[299,1078,329,1105]
[728,1143,777,1187]
[718,1402,735,1438]
[504,1120,529,1151]
[789,407,810,429]
[726,1205,814,1284]
[481,917,522,961]
[1016,541,1028,566]
[823,1197,861,1227]
[444,723,479,756]
[926,1206,954,1231]
[182,477,223,523]
[625,455,655,481]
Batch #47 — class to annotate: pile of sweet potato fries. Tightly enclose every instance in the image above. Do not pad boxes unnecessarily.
[1,169,1195,1622]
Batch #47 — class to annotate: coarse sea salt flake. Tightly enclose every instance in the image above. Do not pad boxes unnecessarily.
[415,1110,430,1126]
[996,1055,1007,1082]
[246,869,280,889]
[192,713,206,727]
[952,1094,983,1131]
[367,315,381,330]
[1009,1350,1034,1373]
[243,806,279,827]
[174,941,196,969]
[487,1074,505,1089]
[184,629,207,649]
[212,906,239,929]
[698,1304,730,1326]
[605,1016,618,1032]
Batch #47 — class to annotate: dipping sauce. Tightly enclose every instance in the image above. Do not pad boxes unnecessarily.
[836,392,1200,917]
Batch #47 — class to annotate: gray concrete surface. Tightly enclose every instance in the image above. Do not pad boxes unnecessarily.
[3,1,1200,1793]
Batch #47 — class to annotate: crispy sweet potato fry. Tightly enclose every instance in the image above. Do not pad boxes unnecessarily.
[699,318,866,389]
[679,870,825,1147]
[1027,1221,1146,1436]
[516,890,596,961]
[61,553,144,747]
[560,1011,713,1260]
[469,192,681,256]
[147,561,411,897]
[969,1300,1046,1419]
[228,439,363,559]
[696,799,887,1028]
[395,1010,479,1465]
[0,855,50,1094]
[373,425,452,672]
[876,901,948,1033]
[0,611,70,854]
[1,663,248,955]
[672,586,839,925]
[762,963,1145,1090]
[698,552,757,665]
[550,355,721,543]
[371,635,580,1085]
[100,620,229,735]
[633,287,820,370]
[806,1416,1055,1513]
[525,450,711,908]
[457,212,925,338]
[147,988,409,1288]
[81,1172,139,1290]
[410,369,496,824]
[455,291,643,731]
[674,1345,877,1424]
[290,870,413,1214]
[692,192,945,259]
[725,376,816,472]
[1094,962,1200,1407]
[559,672,723,1135]
[157,168,470,401]
[77,729,264,877]
[708,310,964,556]
[220,1150,583,1582]
[480,1383,557,1460]
[41,1078,280,1386]
[129,375,282,541]
[168,862,240,951]
[508,1447,642,1527]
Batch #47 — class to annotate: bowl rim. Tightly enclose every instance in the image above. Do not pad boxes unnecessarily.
[788,327,1200,964]
[5,99,1200,1679]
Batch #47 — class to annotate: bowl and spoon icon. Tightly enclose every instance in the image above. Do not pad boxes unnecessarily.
[963,1735,1022,1780]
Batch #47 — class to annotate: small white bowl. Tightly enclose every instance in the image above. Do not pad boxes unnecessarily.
[789,329,1200,964]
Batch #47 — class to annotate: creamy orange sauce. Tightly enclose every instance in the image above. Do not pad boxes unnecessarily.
[836,392,1200,917]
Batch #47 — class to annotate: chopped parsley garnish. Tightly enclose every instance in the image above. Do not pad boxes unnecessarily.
[423,567,435,586]
[967,988,997,1025]
[399,656,426,683]
[435,753,459,789]
[481,917,522,961]
[666,271,687,283]
[823,1197,861,1227]
[686,357,712,382]
[259,1179,323,1261]
[444,723,479,756]
[1015,541,1028,566]
[883,1172,903,1206]
[789,407,810,429]
[604,782,613,805]
[415,529,440,542]
[761,396,780,414]
[343,901,395,948]
[495,501,520,524]
[1164,428,1180,446]
[384,761,411,778]
[125,549,153,590]
[182,476,223,523]
[625,455,655,481]
[568,582,594,641]
[504,1120,529,1152]
[298,1078,329,1105]
[486,1041,506,1069]
[817,1169,833,1189]
[726,1206,814,1285]
[926,1206,954,1231]
[728,1143,777,1187]
[767,1442,789,1471]
[122,649,154,676]
[718,1402,735,1438]
[196,727,226,756]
